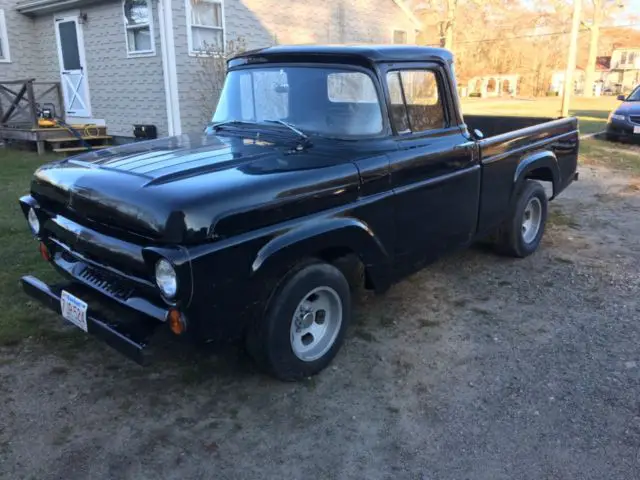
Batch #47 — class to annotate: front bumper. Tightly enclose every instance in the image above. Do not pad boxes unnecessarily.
[21,275,163,364]
[606,120,640,142]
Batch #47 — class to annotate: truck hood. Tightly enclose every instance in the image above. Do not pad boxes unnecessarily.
[31,133,363,243]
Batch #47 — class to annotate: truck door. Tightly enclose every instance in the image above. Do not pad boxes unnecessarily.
[384,64,481,271]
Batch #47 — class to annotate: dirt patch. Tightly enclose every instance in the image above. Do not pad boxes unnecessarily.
[1,166,640,479]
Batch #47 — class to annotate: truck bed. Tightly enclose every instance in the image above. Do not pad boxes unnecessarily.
[464,114,579,238]
[464,115,557,139]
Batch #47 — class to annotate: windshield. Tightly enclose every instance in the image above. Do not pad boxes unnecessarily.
[212,66,384,137]
[626,86,640,101]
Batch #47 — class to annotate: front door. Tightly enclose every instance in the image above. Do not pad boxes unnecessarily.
[54,14,91,118]
[384,64,480,271]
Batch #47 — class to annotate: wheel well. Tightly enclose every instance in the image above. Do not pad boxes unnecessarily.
[525,167,555,197]
[316,246,372,291]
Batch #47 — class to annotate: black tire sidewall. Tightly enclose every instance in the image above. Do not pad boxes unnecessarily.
[261,262,351,381]
[511,181,548,257]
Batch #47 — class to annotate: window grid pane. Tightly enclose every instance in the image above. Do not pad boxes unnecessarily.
[192,26,223,51]
[191,1,222,27]
[124,0,150,26]
[128,27,152,52]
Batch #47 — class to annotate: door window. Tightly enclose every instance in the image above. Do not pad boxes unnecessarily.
[58,21,81,70]
[386,69,446,133]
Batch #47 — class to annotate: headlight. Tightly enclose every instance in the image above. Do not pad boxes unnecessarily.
[27,208,40,234]
[155,259,178,299]
[609,113,625,122]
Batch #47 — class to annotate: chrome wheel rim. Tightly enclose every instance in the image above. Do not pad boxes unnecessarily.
[290,286,342,362]
[522,197,542,244]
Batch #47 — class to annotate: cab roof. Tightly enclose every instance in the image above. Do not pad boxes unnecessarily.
[228,45,454,68]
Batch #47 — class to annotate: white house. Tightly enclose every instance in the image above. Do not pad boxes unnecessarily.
[0,0,421,141]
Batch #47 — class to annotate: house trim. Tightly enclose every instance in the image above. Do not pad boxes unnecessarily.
[158,0,181,136]
[16,0,104,16]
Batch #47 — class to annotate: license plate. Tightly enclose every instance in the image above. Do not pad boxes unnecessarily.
[634,126,640,134]
[60,290,88,332]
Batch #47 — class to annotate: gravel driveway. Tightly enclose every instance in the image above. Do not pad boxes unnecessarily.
[1,165,639,480]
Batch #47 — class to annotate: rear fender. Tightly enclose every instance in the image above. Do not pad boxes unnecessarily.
[513,150,560,200]
[251,216,391,291]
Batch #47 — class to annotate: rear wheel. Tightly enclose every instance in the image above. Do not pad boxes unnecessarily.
[246,260,350,381]
[496,180,548,258]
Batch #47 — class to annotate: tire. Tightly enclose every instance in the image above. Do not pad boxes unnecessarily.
[606,132,619,143]
[246,260,351,381]
[496,180,548,258]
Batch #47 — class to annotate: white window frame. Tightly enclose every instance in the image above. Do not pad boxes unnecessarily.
[392,29,408,45]
[123,0,156,58]
[0,10,11,63]
[186,0,226,56]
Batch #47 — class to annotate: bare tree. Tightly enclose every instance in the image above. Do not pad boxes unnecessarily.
[194,37,247,124]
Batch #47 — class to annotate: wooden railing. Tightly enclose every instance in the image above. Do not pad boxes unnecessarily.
[0,79,64,129]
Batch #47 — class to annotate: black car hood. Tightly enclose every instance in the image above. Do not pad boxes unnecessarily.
[616,101,640,115]
[31,132,363,243]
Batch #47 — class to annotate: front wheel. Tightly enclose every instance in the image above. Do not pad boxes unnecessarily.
[496,180,548,258]
[246,261,351,381]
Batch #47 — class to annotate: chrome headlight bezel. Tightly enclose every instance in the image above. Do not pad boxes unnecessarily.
[609,113,625,122]
[155,258,178,299]
[27,208,40,235]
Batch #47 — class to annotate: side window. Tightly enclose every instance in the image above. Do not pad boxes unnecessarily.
[386,69,446,133]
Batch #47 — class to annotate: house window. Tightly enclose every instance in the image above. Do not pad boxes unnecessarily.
[393,30,407,44]
[187,0,224,54]
[620,51,628,65]
[0,10,10,63]
[123,0,155,56]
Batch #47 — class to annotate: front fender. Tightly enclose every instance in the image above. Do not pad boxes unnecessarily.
[251,215,391,291]
[513,150,560,199]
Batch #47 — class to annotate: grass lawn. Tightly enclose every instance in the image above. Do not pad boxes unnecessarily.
[0,148,78,347]
[461,96,621,135]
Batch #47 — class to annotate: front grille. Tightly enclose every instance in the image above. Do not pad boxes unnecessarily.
[630,115,640,125]
[79,265,135,301]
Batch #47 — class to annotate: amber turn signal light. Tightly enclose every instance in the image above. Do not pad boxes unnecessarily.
[39,242,51,262]
[168,308,186,335]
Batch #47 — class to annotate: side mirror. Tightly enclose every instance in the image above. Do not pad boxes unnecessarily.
[617,94,627,101]
[474,129,484,139]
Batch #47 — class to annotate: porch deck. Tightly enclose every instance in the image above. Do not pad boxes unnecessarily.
[0,79,111,155]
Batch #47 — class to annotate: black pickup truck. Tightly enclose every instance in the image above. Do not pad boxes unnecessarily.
[19,46,579,380]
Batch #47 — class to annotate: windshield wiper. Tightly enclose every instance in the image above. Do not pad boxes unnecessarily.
[208,120,258,131]
[262,120,309,141]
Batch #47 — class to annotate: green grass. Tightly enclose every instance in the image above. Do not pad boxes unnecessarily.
[0,147,66,346]
[579,138,640,174]
[461,96,620,135]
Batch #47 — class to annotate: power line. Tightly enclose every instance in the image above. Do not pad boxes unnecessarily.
[433,23,640,46]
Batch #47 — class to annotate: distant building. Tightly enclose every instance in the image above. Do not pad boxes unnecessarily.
[608,48,640,93]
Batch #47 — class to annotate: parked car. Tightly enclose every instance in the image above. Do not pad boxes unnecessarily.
[606,85,640,142]
[19,46,579,380]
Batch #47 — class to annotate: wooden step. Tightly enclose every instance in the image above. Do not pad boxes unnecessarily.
[46,135,112,143]
[52,145,110,153]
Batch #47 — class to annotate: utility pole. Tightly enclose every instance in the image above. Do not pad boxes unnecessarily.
[583,0,604,97]
[561,0,582,117]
